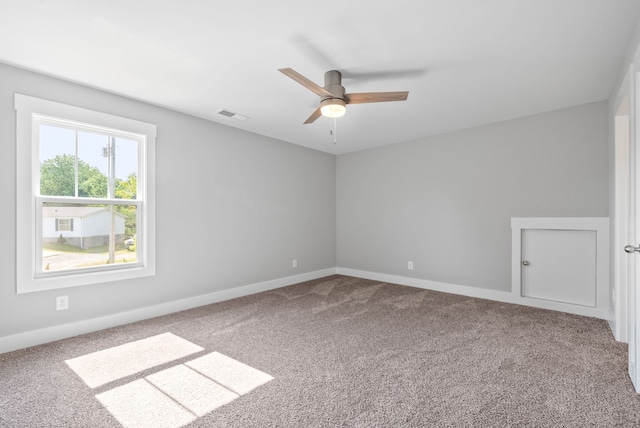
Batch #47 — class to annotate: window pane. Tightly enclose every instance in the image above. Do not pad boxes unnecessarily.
[39,124,76,197]
[42,203,138,273]
[78,131,109,198]
[115,137,138,200]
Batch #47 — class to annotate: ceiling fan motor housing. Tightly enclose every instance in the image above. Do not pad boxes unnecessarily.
[323,70,346,101]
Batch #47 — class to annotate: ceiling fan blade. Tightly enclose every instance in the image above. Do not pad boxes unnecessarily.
[303,106,323,124]
[345,91,409,104]
[279,68,334,97]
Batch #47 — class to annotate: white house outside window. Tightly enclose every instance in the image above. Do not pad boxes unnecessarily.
[15,94,156,293]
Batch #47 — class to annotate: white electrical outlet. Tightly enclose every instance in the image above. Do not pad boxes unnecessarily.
[408,261,414,270]
[293,259,298,268]
[56,295,69,311]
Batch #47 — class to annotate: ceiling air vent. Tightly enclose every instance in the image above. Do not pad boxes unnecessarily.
[217,109,250,121]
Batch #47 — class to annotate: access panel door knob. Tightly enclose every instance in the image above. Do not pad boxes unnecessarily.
[624,245,640,254]
[522,260,530,266]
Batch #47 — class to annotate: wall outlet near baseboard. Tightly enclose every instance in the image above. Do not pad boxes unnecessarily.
[293,259,298,269]
[56,295,69,311]
[408,261,414,270]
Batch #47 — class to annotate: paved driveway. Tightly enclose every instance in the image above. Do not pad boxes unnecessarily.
[43,250,137,271]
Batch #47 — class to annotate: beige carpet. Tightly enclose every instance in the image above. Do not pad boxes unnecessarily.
[1,275,640,427]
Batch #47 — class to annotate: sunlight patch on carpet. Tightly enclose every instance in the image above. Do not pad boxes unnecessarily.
[186,351,274,395]
[146,364,240,416]
[96,379,197,428]
[97,353,273,428]
[65,332,204,388]
[66,333,273,427]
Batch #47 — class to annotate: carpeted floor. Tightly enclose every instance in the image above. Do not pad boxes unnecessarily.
[2,275,640,427]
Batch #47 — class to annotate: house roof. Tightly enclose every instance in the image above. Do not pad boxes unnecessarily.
[0,1,638,154]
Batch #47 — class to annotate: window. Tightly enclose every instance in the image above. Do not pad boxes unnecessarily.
[55,218,74,232]
[15,94,156,293]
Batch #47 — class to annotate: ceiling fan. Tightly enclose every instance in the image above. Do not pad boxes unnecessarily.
[279,68,409,124]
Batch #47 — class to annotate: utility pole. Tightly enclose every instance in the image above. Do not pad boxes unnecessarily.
[107,137,116,264]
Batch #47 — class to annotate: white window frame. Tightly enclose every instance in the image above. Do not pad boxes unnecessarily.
[15,94,156,294]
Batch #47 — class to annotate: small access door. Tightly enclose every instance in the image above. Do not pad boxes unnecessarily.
[521,229,597,307]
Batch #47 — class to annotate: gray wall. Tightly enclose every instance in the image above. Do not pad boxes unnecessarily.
[0,63,336,338]
[337,101,608,292]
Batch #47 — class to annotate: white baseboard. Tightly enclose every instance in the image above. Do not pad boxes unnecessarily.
[336,267,609,320]
[0,268,336,355]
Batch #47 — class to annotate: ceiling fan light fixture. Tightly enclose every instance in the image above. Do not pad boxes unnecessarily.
[320,98,346,118]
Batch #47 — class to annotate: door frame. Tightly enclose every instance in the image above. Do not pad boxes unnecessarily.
[612,68,631,343]
[629,65,640,391]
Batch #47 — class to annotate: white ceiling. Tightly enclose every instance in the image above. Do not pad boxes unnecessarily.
[1,1,639,155]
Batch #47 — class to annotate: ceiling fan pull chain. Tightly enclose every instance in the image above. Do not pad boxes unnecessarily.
[333,117,337,144]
